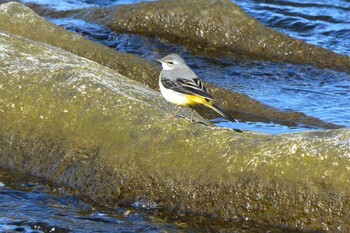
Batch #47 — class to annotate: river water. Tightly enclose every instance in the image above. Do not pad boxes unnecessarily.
[1,0,350,232]
[0,169,291,232]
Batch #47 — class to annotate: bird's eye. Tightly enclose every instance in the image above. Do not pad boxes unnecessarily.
[168,61,174,64]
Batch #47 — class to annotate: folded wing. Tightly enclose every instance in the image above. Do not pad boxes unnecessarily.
[161,77,214,100]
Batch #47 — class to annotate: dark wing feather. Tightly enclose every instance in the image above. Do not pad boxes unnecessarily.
[161,77,214,100]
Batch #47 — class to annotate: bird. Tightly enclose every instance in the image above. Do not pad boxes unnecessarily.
[156,53,239,125]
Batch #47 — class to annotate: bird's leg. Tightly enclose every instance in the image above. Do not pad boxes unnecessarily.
[172,106,182,119]
[189,109,194,123]
[183,109,195,123]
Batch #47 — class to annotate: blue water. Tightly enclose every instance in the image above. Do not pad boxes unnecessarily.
[235,0,350,56]
[0,170,287,232]
[0,170,183,232]
[226,0,350,129]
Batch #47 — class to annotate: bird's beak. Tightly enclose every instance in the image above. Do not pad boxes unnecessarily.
[154,58,162,63]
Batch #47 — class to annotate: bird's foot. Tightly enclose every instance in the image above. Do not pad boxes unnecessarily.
[168,114,185,120]
[184,116,195,124]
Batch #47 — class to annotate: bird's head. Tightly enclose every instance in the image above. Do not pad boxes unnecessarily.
[156,54,186,70]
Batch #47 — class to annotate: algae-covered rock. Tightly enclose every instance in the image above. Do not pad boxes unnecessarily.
[0,0,159,88]
[0,28,350,231]
[31,0,350,73]
[0,2,342,130]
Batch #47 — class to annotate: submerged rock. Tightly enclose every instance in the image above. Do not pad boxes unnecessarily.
[0,25,350,232]
[0,2,342,130]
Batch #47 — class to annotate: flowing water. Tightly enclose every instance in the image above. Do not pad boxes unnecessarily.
[0,169,292,232]
[0,169,189,233]
[1,0,350,232]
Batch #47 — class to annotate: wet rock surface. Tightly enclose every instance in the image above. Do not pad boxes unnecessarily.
[0,1,342,130]
[0,8,350,231]
[104,0,350,73]
[27,0,350,73]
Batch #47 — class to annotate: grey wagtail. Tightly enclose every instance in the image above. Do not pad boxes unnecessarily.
[156,54,239,123]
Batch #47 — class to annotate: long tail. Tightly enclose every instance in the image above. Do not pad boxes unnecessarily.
[201,101,242,132]
[203,102,238,123]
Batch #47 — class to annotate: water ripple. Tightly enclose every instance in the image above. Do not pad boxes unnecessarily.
[235,0,350,55]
